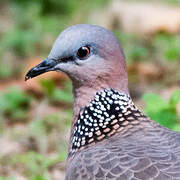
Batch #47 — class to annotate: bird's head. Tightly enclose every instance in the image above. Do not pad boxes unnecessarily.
[25,24,128,94]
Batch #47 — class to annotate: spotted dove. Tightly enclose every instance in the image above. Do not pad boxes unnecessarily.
[25,24,180,180]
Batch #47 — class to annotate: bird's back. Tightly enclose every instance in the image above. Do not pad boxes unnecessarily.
[66,122,180,180]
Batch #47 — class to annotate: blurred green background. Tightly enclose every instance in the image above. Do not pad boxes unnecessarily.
[0,0,180,179]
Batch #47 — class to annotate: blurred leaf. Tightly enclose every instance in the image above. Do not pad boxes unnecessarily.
[0,177,15,180]
[0,58,13,79]
[143,93,168,112]
[169,90,180,107]
[0,87,32,121]
[128,46,148,61]
[173,124,180,131]
[143,92,180,130]
[12,151,63,179]
[0,117,3,135]
[40,79,73,103]
[46,152,67,167]
[114,31,149,63]
[153,33,180,61]
[163,0,180,5]
[0,28,40,57]
[40,79,56,97]
[29,113,61,136]
[165,46,179,61]
[52,81,73,103]
[30,175,48,180]
[52,90,73,104]
[13,152,50,177]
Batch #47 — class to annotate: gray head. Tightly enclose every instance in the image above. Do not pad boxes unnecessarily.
[25,24,128,94]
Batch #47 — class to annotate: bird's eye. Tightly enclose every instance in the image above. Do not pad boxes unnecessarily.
[77,46,90,59]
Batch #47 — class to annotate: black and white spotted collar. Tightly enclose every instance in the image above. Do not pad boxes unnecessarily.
[70,89,145,155]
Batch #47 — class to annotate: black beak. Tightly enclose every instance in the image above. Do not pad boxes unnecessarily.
[25,58,57,81]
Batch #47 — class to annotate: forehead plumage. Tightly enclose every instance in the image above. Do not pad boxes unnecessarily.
[48,24,124,60]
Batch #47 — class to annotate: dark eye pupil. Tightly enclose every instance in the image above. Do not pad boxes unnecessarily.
[77,46,90,59]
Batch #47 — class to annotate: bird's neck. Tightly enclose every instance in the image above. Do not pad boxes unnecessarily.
[68,87,147,157]
[71,72,129,126]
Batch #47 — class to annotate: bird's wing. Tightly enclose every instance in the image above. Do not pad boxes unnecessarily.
[66,129,180,180]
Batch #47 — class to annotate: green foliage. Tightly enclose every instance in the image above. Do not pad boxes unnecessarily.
[0,177,15,180]
[0,87,32,121]
[0,1,42,57]
[0,52,13,79]
[28,111,71,157]
[0,0,109,59]
[40,79,73,103]
[163,0,180,5]
[0,28,40,57]
[124,0,180,5]
[30,114,59,135]
[29,111,71,136]
[115,31,149,63]
[153,33,180,61]
[11,151,66,179]
[127,46,148,62]
[12,151,51,179]
[40,79,56,97]
[170,90,180,107]
[10,0,77,17]
[115,31,180,64]
[143,90,180,130]
[52,82,73,104]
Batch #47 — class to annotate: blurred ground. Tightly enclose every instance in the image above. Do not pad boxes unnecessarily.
[0,0,180,179]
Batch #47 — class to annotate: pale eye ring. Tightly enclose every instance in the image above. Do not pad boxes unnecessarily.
[77,46,90,59]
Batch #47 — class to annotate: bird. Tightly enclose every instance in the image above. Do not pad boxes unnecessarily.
[25,24,180,180]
